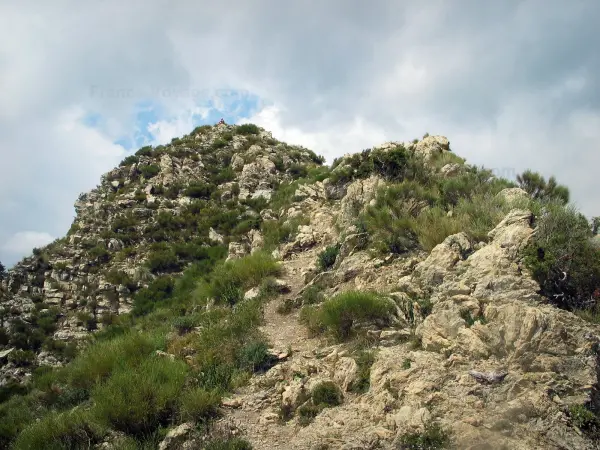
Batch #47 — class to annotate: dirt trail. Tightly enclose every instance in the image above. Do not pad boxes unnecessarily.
[217,248,325,449]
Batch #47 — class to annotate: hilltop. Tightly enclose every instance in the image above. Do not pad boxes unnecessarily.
[1,123,600,449]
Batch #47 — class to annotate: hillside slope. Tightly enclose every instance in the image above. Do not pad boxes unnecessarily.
[1,126,599,449]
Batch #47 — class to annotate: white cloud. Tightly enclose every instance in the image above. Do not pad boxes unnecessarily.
[1,0,600,266]
[2,231,55,255]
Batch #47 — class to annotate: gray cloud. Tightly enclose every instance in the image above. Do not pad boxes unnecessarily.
[1,0,599,266]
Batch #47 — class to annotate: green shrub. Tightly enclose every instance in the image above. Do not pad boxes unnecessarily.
[212,139,228,150]
[172,315,198,335]
[13,410,104,450]
[396,422,452,449]
[139,164,160,179]
[0,396,35,448]
[133,277,175,316]
[88,244,110,262]
[192,125,212,135]
[311,381,342,407]
[350,351,375,393]
[185,182,215,199]
[317,244,340,271]
[289,163,308,179]
[105,269,136,290]
[135,145,154,157]
[206,253,281,305]
[318,291,395,341]
[301,285,325,305]
[297,403,322,426]
[119,155,139,167]
[178,388,221,423]
[523,203,600,311]
[236,340,276,373]
[67,332,161,391]
[371,146,408,181]
[146,247,181,274]
[517,170,570,204]
[236,124,260,135]
[92,356,188,436]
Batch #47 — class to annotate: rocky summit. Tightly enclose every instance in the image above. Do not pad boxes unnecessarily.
[1,123,600,450]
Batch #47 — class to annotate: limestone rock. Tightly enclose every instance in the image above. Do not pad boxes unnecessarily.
[413,232,472,287]
[414,135,450,161]
[158,423,194,450]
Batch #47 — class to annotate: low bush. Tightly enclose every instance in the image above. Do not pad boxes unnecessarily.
[135,145,154,157]
[236,340,276,373]
[350,351,376,393]
[178,388,221,423]
[317,244,340,271]
[146,247,181,274]
[119,155,139,167]
[205,253,281,305]
[314,291,396,341]
[396,422,452,449]
[235,124,260,135]
[139,164,160,179]
[92,356,188,436]
[12,410,104,450]
[133,276,175,316]
[67,331,161,391]
[523,203,600,312]
[311,381,342,407]
[185,182,215,199]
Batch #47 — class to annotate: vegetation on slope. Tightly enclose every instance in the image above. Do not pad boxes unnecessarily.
[1,251,280,448]
[2,124,600,448]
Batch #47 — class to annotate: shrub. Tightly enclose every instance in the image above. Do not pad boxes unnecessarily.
[133,276,175,316]
[289,163,308,179]
[92,356,188,436]
[206,253,281,305]
[146,247,181,274]
[12,410,104,450]
[236,340,276,373]
[517,170,570,204]
[105,269,136,290]
[301,285,325,305]
[67,332,161,391]
[212,139,228,149]
[317,244,340,271]
[185,182,215,199]
[371,146,408,181]
[135,145,154,157]
[178,388,221,423]
[119,155,139,167]
[0,396,35,448]
[297,403,322,426]
[318,291,396,341]
[88,244,110,263]
[139,164,161,179]
[350,351,375,393]
[235,124,260,135]
[523,203,600,311]
[396,422,452,449]
[311,381,342,407]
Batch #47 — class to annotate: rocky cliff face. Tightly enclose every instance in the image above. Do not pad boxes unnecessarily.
[1,127,599,450]
[0,123,323,384]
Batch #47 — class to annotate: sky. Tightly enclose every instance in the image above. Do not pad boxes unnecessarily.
[0,0,599,267]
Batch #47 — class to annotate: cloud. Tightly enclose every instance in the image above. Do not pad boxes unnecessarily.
[2,231,55,256]
[1,0,600,266]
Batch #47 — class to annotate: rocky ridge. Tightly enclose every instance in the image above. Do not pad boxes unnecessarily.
[1,127,599,449]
